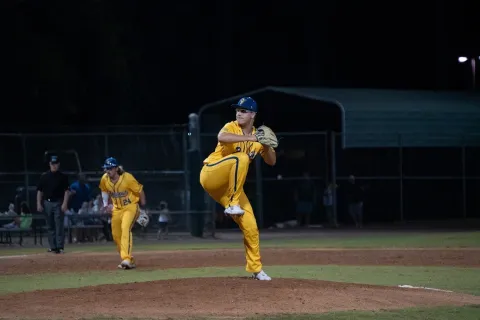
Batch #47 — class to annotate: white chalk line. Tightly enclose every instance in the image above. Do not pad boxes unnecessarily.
[0,254,32,260]
[398,284,453,293]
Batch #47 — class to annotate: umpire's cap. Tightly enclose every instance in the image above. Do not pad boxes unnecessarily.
[231,97,258,112]
[102,157,118,169]
[49,155,60,164]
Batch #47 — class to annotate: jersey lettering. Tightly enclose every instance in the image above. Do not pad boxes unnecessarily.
[203,120,273,165]
[111,191,128,198]
[98,172,143,211]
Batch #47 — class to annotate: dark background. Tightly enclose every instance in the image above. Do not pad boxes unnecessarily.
[1,1,479,227]
[2,1,479,129]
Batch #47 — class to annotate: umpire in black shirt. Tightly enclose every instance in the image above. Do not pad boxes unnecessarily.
[37,154,70,254]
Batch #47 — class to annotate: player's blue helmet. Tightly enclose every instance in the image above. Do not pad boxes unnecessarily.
[231,97,258,112]
[102,157,118,169]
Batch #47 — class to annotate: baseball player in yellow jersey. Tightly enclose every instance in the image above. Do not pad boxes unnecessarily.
[99,157,147,269]
[200,97,276,281]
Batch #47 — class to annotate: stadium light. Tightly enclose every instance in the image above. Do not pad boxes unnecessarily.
[457,56,478,90]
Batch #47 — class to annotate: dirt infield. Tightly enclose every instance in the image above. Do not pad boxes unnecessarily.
[1,248,479,319]
[1,278,480,319]
[2,248,480,275]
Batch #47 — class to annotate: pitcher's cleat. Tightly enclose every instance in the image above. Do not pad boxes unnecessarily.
[252,270,271,281]
[224,205,244,215]
[118,259,136,270]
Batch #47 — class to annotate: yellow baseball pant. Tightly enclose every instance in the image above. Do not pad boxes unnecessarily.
[200,152,262,273]
[111,203,139,262]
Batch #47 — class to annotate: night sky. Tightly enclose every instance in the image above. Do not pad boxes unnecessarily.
[3,1,478,129]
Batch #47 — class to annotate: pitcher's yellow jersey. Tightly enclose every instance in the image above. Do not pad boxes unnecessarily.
[99,172,143,210]
[203,121,274,164]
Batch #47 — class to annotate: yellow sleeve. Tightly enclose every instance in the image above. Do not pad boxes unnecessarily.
[220,121,235,133]
[99,174,108,193]
[126,173,143,195]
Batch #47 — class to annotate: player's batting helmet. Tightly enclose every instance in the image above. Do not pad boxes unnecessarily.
[102,157,118,169]
[231,97,258,112]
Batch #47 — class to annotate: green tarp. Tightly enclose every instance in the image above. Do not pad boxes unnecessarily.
[270,86,480,148]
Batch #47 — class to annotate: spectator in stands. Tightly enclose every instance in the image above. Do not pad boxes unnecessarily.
[36,154,70,254]
[345,175,366,228]
[63,207,74,231]
[323,182,338,228]
[2,202,32,230]
[72,201,92,242]
[92,194,102,213]
[92,194,112,242]
[294,171,316,227]
[3,203,17,216]
[69,173,92,213]
[157,201,170,240]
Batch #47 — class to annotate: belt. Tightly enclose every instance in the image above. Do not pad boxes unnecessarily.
[45,198,61,202]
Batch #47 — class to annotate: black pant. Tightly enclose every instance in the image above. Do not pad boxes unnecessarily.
[44,200,65,250]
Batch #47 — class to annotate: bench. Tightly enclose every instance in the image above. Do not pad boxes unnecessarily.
[0,215,48,246]
[0,227,33,246]
[66,214,108,243]
[69,224,105,243]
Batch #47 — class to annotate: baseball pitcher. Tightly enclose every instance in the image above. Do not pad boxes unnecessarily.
[200,97,278,281]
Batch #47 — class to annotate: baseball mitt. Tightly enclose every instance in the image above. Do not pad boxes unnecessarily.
[136,209,150,227]
[255,125,279,148]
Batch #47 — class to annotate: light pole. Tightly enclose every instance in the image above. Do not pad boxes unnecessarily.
[458,56,479,89]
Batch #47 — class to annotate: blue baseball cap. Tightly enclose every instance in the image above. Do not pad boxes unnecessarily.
[49,155,60,164]
[102,157,118,169]
[231,97,258,112]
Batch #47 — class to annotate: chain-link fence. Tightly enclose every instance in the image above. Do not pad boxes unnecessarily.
[198,130,480,228]
[0,127,194,232]
[2,127,479,232]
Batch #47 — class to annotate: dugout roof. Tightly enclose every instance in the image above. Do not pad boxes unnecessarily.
[198,86,480,148]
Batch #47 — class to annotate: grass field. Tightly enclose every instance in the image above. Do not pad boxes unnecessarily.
[1,230,479,256]
[2,265,480,296]
[1,230,479,319]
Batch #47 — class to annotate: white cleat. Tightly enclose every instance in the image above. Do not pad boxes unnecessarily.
[252,270,271,281]
[224,205,245,215]
[118,259,136,270]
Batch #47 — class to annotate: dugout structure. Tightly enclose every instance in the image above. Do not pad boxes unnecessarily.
[188,87,480,230]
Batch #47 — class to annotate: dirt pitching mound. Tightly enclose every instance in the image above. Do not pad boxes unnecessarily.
[1,278,479,319]
[2,248,479,275]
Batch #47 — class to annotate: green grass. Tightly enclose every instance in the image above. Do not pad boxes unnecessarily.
[1,231,479,256]
[2,232,480,319]
[2,265,479,296]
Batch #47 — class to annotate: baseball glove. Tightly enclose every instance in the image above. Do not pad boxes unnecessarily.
[255,125,279,148]
[136,209,150,227]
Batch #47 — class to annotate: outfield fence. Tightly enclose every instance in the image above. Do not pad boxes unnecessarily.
[198,129,480,229]
[0,126,206,233]
[1,127,480,234]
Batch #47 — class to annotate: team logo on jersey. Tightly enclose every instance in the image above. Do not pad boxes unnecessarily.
[110,191,128,198]
[236,147,241,152]
[249,151,256,159]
